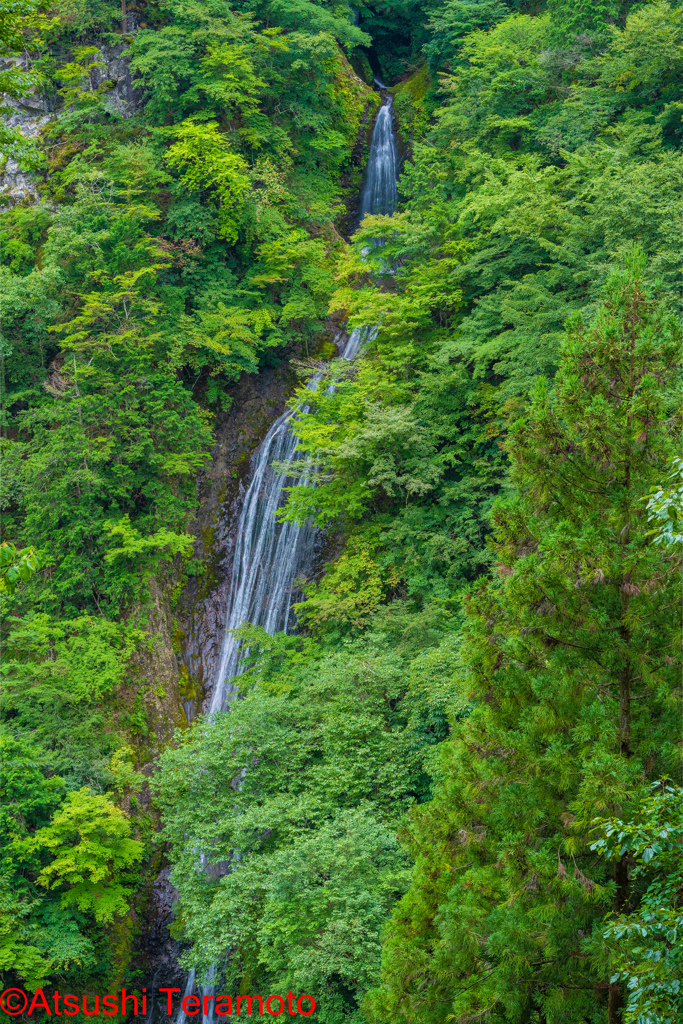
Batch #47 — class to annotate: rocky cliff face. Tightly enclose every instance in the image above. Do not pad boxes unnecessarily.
[0,82,50,205]
[175,351,304,719]
[1,31,142,206]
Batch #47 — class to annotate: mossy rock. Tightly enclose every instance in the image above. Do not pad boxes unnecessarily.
[349,51,374,85]
[392,65,436,149]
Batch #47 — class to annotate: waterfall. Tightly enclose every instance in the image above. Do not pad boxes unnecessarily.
[177,93,398,1022]
[207,406,318,714]
[207,95,398,715]
[359,97,398,220]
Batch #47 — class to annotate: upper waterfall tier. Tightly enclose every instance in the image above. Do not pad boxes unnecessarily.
[359,97,398,220]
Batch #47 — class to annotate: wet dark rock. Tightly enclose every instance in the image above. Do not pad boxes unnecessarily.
[130,867,188,1024]
[175,351,304,713]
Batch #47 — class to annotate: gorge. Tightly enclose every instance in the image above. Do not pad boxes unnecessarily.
[1,3,681,1023]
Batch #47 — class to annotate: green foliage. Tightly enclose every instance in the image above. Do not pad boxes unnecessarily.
[55,45,109,111]
[0,0,377,1003]
[0,614,145,756]
[0,737,102,989]
[422,0,510,70]
[1,738,146,988]
[547,0,625,39]
[432,1,683,154]
[0,0,48,165]
[393,64,435,142]
[367,265,681,1023]
[592,783,683,1024]
[0,876,54,991]
[0,540,42,593]
[103,514,195,578]
[281,245,501,610]
[0,736,64,874]
[0,205,50,273]
[356,0,432,82]
[104,745,145,797]
[0,0,377,695]
[50,0,119,37]
[646,457,683,548]
[262,0,370,50]
[163,121,251,243]
[282,0,683,634]
[293,526,403,629]
[0,752,144,989]
[0,187,214,617]
[4,0,683,1017]
[220,809,410,1023]
[20,788,144,924]
[154,604,463,1019]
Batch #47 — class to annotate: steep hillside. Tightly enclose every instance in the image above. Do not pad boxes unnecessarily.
[1,2,682,1023]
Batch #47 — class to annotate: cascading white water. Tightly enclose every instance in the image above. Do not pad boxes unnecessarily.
[208,95,397,716]
[359,96,398,219]
[177,93,398,1024]
[207,407,318,714]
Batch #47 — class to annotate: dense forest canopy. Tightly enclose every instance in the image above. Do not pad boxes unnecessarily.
[0,1,681,1023]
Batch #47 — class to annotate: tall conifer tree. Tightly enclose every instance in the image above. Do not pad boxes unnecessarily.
[369,255,682,1024]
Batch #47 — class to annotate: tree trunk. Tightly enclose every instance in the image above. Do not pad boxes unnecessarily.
[608,982,624,1024]
[608,854,630,1024]
[618,658,631,756]
[121,0,127,33]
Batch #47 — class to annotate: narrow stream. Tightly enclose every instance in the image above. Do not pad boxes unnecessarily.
[177,91,399,1023]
